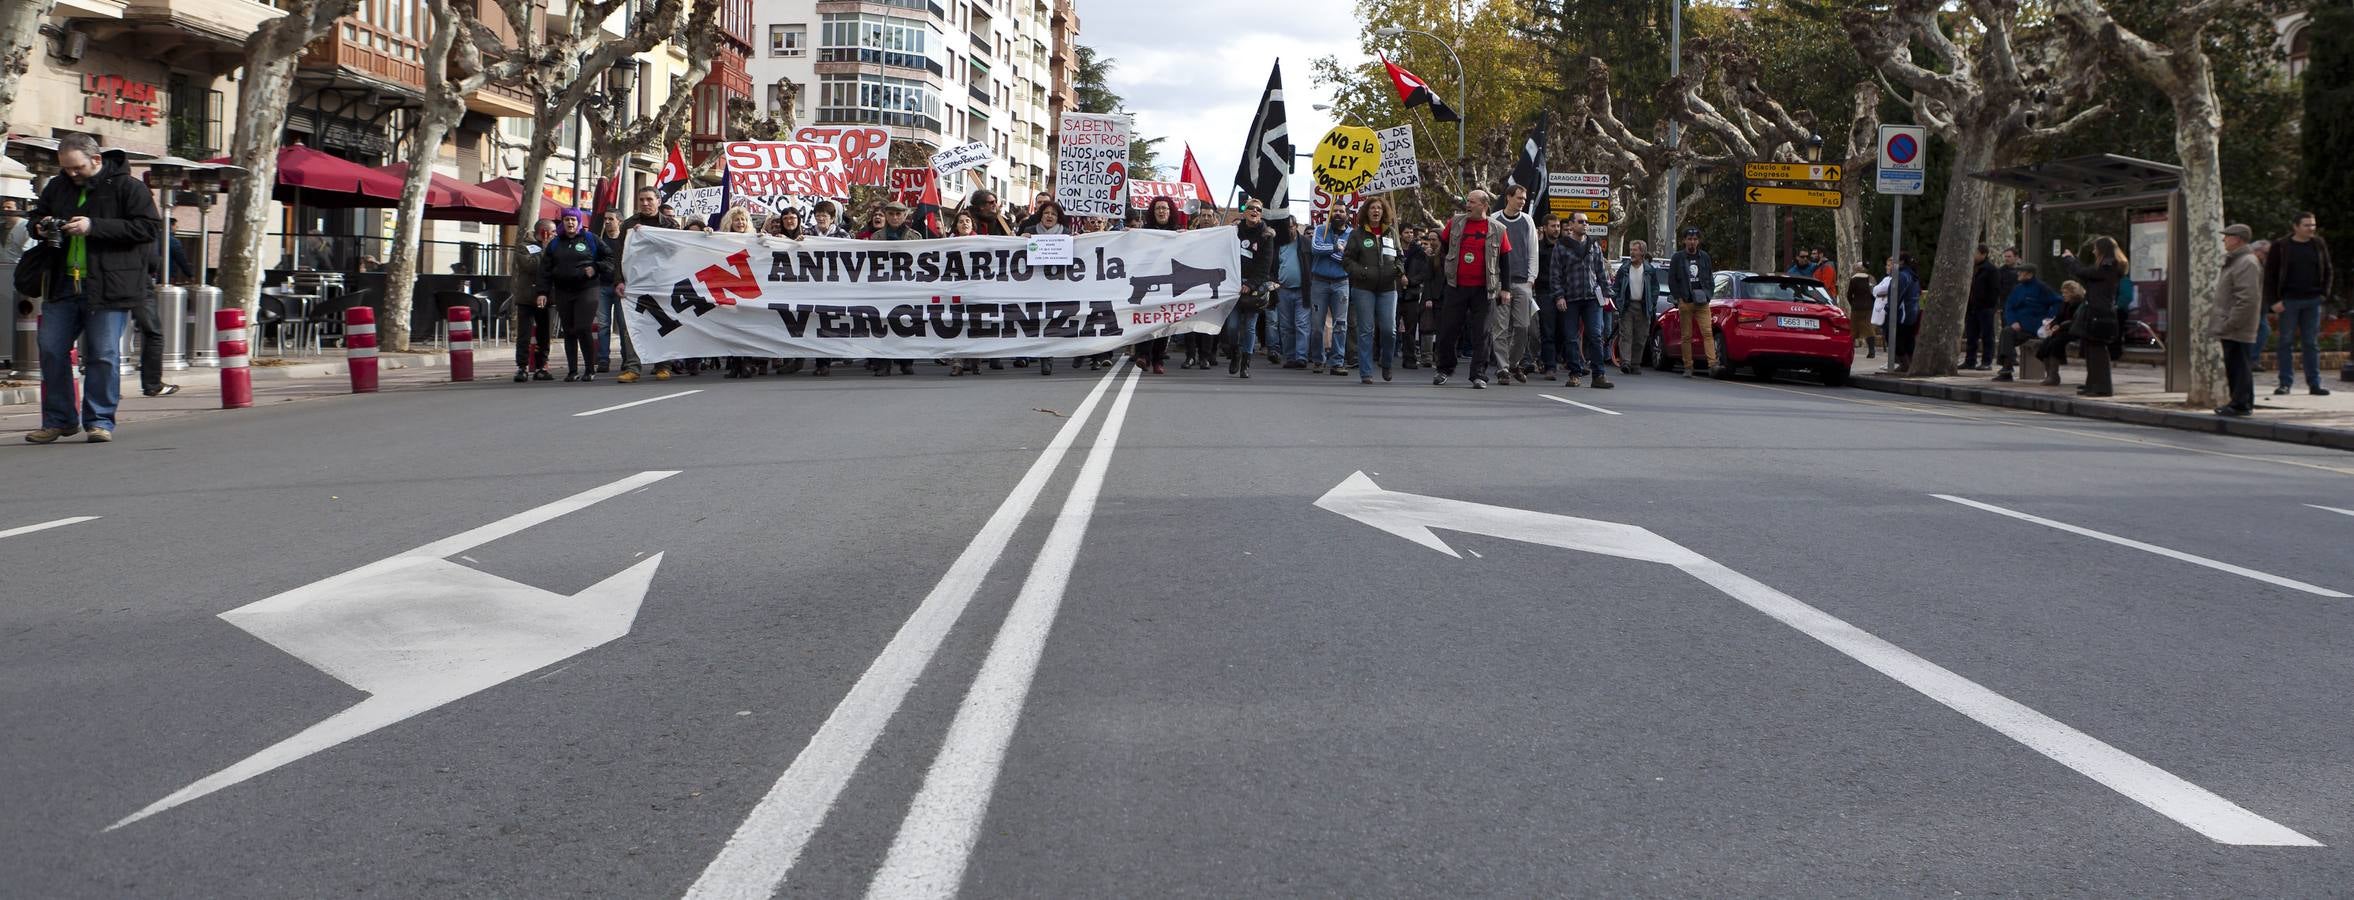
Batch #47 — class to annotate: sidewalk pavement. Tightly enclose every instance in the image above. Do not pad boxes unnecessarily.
[0,351,471,440]
[1852,361,2354,451]
[0,349,455,407]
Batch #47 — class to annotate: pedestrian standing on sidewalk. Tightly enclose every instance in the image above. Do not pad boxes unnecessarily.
[2264,212,2334,396]
[1667,226,1715,377]
[1340,196,1401,384]
[1433,189,1506,388]
[134,238,181,397]
[1548,213,1611,389]
[2212,224,2265,417]
[1992,265,2060,383]
[23,135,161,444]
[1849,272,1879,359]
[2061,238,2123,397]
[1490,185,1539,385]
[515,218,557,382]
[537,213,610,383]
[616,189,678,383]
[1613,240,1659,375]
[1963,244,2002,370]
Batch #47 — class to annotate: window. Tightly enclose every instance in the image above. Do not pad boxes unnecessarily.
[816,72,942,132]
[770,24,805,57]
[2289,25,2309,78]
[819,12,933,71]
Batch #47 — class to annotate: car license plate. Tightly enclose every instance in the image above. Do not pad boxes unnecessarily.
[1776,316,1820,330]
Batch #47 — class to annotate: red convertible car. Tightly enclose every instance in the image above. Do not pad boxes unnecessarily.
[1651,272,1855,385]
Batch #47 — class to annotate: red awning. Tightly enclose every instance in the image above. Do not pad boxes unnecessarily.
[206,145,410,208]
[381,163,517,223]
[475,177,572,224]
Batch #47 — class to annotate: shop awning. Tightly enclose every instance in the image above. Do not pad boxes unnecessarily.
[475,177,585,223]
[381,163,518,223]
[203,145,409,208]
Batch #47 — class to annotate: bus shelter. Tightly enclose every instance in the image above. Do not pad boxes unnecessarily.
[1974,154,2189,391]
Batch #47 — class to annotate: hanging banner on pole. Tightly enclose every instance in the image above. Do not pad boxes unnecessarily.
[1056,112,1133,218]
[620,227,1243,360]
[790,126,892,188]
[930,140,993,177]
[723,141,852,199]
[1363,125,1419,195]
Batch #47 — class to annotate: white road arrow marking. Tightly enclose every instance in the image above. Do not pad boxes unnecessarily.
[1317,472,2320,848]
[1939,494,2349,598]
[108,471,678,830]
[2308,504,2354,519]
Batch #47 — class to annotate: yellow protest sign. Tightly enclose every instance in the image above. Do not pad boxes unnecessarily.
[1312,126,1382,197]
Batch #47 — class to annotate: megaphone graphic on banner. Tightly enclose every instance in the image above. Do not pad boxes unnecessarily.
[1126,261,1227,305]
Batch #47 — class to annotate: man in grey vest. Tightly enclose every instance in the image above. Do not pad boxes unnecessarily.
[1488,184,1539,384]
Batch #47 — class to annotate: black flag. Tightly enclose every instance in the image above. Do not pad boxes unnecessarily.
[1510,112,1549,212]
[1234,61,1295,221]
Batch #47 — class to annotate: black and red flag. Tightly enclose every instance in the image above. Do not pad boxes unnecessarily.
[1381,55,1460,123]
[655,143,692,204]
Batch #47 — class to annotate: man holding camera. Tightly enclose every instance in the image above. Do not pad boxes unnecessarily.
[24,135,161,444]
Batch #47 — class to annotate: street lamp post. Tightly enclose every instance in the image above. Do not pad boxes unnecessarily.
[1371,26,1463,167]
[1312,103,1370,130]
[1663,0,1682,245]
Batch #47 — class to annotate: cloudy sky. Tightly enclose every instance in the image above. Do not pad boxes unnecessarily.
[1072,0,1359,209]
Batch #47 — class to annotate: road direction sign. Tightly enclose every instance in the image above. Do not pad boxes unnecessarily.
[1744,185,1844,209]
[1550,198,1612,212]
[1554,185,1612,199]
[1547,172,1610,188]
[1876,124,1927,196]
[1745,162,1842,183]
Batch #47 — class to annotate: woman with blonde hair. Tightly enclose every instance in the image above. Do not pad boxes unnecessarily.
[718,205,755,234]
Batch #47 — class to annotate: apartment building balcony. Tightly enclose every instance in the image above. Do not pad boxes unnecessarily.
[54,0,280,72]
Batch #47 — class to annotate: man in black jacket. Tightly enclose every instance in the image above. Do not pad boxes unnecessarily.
[1962,244,2002,370]
[26,135,161,444]
[2265,211,2334,395]
[1229,200,1278,378]
[610,189,678,382]
[1666,226,1714,376]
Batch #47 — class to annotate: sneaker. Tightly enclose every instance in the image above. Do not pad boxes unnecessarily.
[1565,375,1582,387]
[2274,385,2291,395]
[579,370,595,382]
[1511,368,1528,384]
[1331,366,1348,376]
[514,370,531,383]
[142,384,181,397]
[532,369,554,381]
[617,371,640,384]
[1471,378,1487,389]
[1433,374,1450,386]
[85,427,112,443]
[24,426,79,444]
[655,368,673,381]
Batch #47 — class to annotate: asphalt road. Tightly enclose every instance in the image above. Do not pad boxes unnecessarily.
[5,357,2353,898]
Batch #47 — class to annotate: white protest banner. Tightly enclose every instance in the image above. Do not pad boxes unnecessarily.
[724,141,852,200]
[665,186,725,223]
[791,126,891,188]
[1126,180,1200,211]
[621,227,1242,360]
[931,140,992,177]
[1026,233,1074,265]
[1055,112,1132,218]
[1364,125,1419,195]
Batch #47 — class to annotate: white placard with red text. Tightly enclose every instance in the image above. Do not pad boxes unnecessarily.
[724,141,852,200]
[791,126,892,188]
[1055,112,1133,218]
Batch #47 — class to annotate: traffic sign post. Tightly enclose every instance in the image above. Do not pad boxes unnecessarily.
[1743,186,1843,209]
[1875,124,1927,372]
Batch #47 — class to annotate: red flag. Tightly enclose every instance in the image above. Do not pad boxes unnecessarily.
[591,157,624,221]
[1381,55,1461,123]
[655,143,691,201]
[1180,144,1216,206]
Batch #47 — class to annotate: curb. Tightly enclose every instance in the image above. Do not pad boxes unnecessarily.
[0,353,452,407]
[1850,374,2354,452]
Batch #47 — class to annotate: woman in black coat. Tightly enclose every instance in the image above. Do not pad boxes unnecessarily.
[2062,236,2127,397]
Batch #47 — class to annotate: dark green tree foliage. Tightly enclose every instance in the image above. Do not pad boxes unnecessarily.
[1523,0,1674,126]
[2300,0,2354,282]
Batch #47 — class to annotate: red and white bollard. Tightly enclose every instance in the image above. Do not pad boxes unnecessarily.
[217,308,252,409]
[345,306,379,394]
[447,305,474,382]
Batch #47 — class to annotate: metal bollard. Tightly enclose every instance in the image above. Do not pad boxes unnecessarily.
[345,306,379,393]
[217,308,251,409]
[11,296,36,380]
[447,305,474,382]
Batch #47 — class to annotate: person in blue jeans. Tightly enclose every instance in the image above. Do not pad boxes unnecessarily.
[24,135,160,444]
[1340,197,1402,383]
[1308,207,1353,375]
[2264,212,2334,395]
[1229,200,1279,378]
[1546,213,1613,389]
[1274,218,1308,366]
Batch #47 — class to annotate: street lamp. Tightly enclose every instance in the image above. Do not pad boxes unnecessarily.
[1312,103,1370,129]
[1371,25,1463,165]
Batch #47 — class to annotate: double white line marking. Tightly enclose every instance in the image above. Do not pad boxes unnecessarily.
[684,363,1142,900]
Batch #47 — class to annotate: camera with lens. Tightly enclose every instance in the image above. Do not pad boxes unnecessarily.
[32,216,66,247]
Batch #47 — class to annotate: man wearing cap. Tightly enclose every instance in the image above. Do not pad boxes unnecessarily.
[1667,225,1715,376]
[2212,223,2265,417]
[868,201,925,375]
